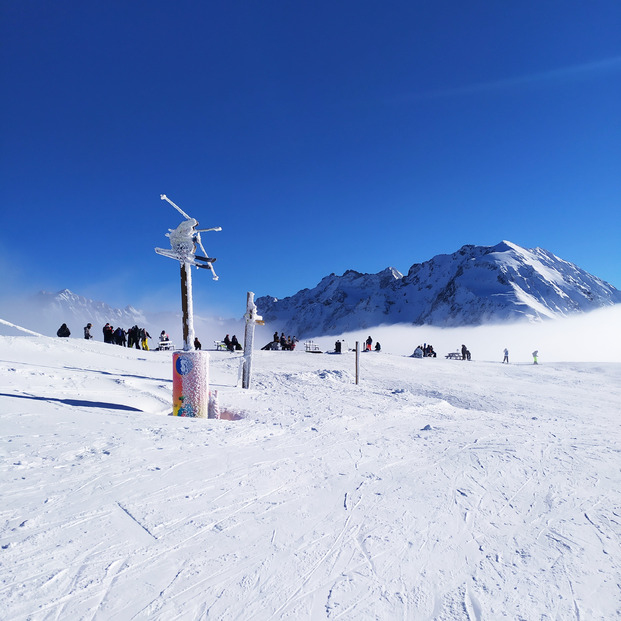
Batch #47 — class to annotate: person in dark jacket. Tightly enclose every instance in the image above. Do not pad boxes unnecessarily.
[231,335,242,350]
[57,323,71,337]
[223,334,233,351]
[84,323,93,340]
[194,337,202,350]
[103,323,114,343]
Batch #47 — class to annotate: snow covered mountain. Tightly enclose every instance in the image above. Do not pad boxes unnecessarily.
[257,241,621,337]
[0,289,242,345]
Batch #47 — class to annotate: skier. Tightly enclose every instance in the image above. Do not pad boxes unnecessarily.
[57,323,71,338]
[532,350,539,365]
[84,323,93,340]
[503,348,509,363]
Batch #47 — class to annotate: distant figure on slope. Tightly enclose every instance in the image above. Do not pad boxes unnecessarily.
[503,348,509,363]
[84,323,93,340]
[532,350,539,365]
[366,336,373,351]
[231,335,242,351]
[103,323,114,344]
[57,323,70,338]
[194,337,201,350]
[224,334,233,351]
[375,342,381,352]
[412,346,423,358]
[141,328,151,351]
[461,344,468,360]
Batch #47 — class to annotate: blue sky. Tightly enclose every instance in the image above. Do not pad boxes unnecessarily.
[2,1,620,318]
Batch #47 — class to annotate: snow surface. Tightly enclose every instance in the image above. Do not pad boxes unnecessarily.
[1,318,620,620]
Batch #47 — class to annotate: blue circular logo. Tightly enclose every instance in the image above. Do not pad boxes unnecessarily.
[176,356,194,376]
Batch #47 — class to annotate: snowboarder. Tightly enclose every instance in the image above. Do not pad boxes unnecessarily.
[532,350,539,365]
[503,348,509,363]
[84,323,93,340]
[57,323,70,338]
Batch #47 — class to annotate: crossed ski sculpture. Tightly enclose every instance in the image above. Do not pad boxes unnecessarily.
[155,194,221,280]
[155,194,222,352]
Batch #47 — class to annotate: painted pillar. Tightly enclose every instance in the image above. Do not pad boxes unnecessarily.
[172,350,209,417]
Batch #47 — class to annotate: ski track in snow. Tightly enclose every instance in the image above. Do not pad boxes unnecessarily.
[0,335,620,619]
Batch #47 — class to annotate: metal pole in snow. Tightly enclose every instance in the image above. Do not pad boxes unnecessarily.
[355,341,360,385]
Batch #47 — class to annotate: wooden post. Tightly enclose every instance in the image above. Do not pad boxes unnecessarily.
[242,292,255,389]
[355,341,360,385]
[180,261,195,351]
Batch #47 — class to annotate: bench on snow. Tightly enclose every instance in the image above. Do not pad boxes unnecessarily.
[157,340,175,351]
[305,341,322,353]
[445,352,462,360]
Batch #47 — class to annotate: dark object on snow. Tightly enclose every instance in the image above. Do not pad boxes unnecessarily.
[57,323,70,338]
[84,323,93,340]
[194,337,201,350]
[375,342,381,352]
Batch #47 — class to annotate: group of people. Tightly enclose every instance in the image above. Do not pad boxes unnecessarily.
[223,334,242,351]
[261,331,298,351]
[364,336,381,352]
[101,323,152,349]
[412,343,436,358]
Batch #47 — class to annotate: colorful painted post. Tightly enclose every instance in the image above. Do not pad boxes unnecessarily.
[172,350,209,417]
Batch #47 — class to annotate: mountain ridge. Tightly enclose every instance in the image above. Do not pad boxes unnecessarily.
[256,241,621,338]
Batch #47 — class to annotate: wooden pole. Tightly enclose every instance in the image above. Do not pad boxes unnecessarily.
[242,292,255,389]
[355,341,360,385]
[180,262,195,351]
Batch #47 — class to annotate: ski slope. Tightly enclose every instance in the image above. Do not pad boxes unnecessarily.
[1,330,620,620]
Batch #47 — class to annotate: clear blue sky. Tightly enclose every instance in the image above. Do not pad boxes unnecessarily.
[2,1,620,318]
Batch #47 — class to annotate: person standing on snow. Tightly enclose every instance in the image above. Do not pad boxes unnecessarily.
[84,323,93,340]
[532,350,539,365]
[503,348,509,363]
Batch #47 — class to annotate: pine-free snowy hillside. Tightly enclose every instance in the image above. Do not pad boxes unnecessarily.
[1,328,620,620]
[0,289,241,347]
[257,241,621,338]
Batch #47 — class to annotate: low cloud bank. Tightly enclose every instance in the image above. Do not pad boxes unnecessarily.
[304,305,621,363]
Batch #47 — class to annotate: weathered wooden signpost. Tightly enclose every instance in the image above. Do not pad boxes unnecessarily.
[242,291,264,389]
[155,194,221,417]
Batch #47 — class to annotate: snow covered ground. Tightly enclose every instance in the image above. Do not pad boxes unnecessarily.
[1,321,620,620]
